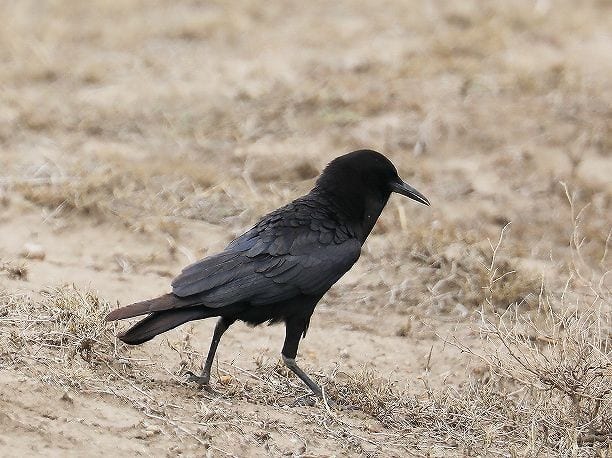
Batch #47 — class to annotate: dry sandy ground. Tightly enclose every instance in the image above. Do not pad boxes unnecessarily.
[1,1,611,456]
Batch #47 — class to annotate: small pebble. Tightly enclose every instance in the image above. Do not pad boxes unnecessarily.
[21,243,45,260]
[144,425,161,436]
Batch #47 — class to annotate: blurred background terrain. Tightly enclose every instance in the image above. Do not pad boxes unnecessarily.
[0,1,610,456]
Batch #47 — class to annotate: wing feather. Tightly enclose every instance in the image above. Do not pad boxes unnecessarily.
[171,199,361,308]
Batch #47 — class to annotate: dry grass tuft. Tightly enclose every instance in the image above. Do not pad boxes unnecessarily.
[0,260,28,281]
[0,286,131,387]
[481,306,611,448]
[369,223,541,317]
[14,163,242,234]
[322,279,610,455]
[454,299,610,454]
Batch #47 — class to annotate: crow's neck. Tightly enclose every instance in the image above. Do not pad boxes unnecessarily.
[310,186,390,244]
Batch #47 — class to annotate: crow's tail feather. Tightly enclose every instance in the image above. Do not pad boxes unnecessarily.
[105,293,203,321]
[118,308,213,345]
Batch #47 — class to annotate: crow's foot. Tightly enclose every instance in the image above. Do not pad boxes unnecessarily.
[184,370,210,386]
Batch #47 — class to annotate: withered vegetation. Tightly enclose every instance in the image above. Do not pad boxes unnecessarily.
[1,0,610,455]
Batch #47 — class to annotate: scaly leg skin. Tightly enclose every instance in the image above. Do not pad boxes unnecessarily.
[282,316,336,407]
[186,317,234,386]
[282,355,323,398]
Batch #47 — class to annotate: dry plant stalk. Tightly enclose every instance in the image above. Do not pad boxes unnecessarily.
[450,199,612,454]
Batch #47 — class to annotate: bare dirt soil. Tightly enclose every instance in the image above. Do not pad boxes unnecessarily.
[1,1,610,456]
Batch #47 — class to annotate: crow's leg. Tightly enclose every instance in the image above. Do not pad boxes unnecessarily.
[187,317,235,385]
[282,355,323,400]
[282,318,322,398]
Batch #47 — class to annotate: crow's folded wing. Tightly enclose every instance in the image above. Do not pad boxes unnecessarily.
[171,219,360,307]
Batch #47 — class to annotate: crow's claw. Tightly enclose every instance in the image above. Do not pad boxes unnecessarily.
[184,370,210,386]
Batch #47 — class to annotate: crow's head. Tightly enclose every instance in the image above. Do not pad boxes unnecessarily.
[316,149,430,207]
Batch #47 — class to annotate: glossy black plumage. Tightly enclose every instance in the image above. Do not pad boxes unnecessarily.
[171,195,361,306]
[106,149,429,397]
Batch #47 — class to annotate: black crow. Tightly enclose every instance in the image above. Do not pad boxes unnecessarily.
[106,149,429,397]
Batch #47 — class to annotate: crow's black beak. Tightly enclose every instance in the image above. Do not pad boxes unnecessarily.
[390,179,430,206]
